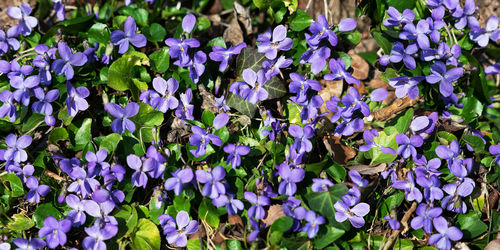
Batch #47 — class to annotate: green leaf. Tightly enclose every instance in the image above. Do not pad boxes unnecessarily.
[345,30,362,45]
[32,203,62,228]
[8,213,35,231]
[88,23,110,44]
[264,76,287,99]
[21,113,45,133]
[372,31,393,54]
[198,199,220,228]
[460,97,483,122]
[371,130,398,165]
[202,109,216,126]
[149,48,170,73]
[269,216,293,245]
[226,240,243,250]
[74,118,92,150]
[197,17,211,32]
[394,108,414,133]
[235,47,267,76]
[437,131,458,145]
[214,126,230,144]
[120,6,149,26]
[131,219,161,250]
[108,51,149,92]
[49,127,69,144]
[227,93,258,118]
[1,173,24,197]
[187,239,203,250]
[173,193,191,213]
[221,0,236,9]
[462,134,485,153]
[207,37,227,48]
[289,9,313,31]
[115,205,139,236]
[144,23,166,42]
[314,225,345,248]
[325,161,347,183]
[457,211,488,239]
[306,184,349,224]
[99,133,122,153]
[133,103,164,127]
[380,192,404,218]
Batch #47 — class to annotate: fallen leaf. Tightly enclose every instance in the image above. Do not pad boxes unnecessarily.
[349,54,370,80]
[262,205,285,227]
[228,215,243,226]
[346,163,387,175]
[322,135,357,164]
[372,96,421,121]
[319,80,343,120]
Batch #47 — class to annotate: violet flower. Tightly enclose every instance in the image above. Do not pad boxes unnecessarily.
[224,144,250,168]
[425,61,463,97]
[338,18,357,32]
[104,102,139,134]
[389,42,418,69]
[7,3,38,36]
[395,133,423,159]
[189,126,222,157]
[165,15,199,66]
[288,124,314,153]
[334,199,370,228]
[262,55,292,80]
[143,145,166,179]
[392,171,423,202]
[66,82,89,116]
[4,134,31,163]
[10,75,39,106]
[257,25,293,59]
[490,144,500,166]
[126,154,152,188]
[25,176,50,204]
[209,42,246,72]
[186,50,206,83]
[311,178,334,192]
[428,216,463,250]
[486,63,500,74]
[32,88,59,126]
[302,210,325,238]
[229,69,268,104]
[82,222,116,250]
[306,14,336,46]
[150,77,179,113]
[411,204,442,233]
[245,192,270,219]
[165,211,199,247]
[163,168,192,195]
[300,45,331,74]
[0,90,17,122]
[400,20,431,49]
[85,149,110,178]
[384,215,401,230]
[212,193,244,215]
[65,194,88,227]
[38,216,71,249]
[383,7,415,27]
[110,16,147,54]
[51,0,65,21]
[0,60,33,78]
[277,163,305,196]
[215,95,230,112]
[420,175,444,202]
[470,16,500,47]
[0,27,21,54]
[175,88,194,121]
[196,166,226,199]
[52,42,87,80]
[13,238,46,250]
[340,87,370,120]
[289,73,321,105]
[453,0,479,30]
[348,170,368,187]
[389,76,424,99]
[299,95,323,122]
[324,58,360,85]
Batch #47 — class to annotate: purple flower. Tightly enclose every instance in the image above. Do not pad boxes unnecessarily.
[335,118,365,137]
[32,88,59,126]
[324,58,360,85]
[419,175,444,202]
[334,199,370,228]
[389,42,418,69]
[262,56,292,80]
[396,133,423,159]
[52,0,65,21]
[224,144,250,168]
[13,238,46,250]
[277,163,305,196]
[212,193,244,215]
[52,42,87,80]
[340,87,370,120]
[143,145,166,179]
[389,76,424,99]
[165,211,199,247]
[384,215,401,230]
[83,221,116,250]
[0,90,17,122]
[164,168,193,195]
[300,45,331,74]
[85,149,110,178]
[415,157,442,178]
[244,192,270,219]
[400,20,431,49]
[411,204,442,233]
[302,210,325,238]
[25,176,50,203]
[311,178,334,192]
[110,16,147,54]
[189,126,222,157]
[426,12,445,43]
[429,216,463,250]
[470,16,500,47]
[38,216,71,249]
[486,63,500,74]
[338,18,357,32]
[348,170,368,187]
[288,124,314,153]
[185,51,206,83]
[105,102,139,134]
[392,171,423,202]
[435,140,460,165]
[306,14,336,46]
[490,144,500,166]
[0,27,21,54]
[215,95,230,112]
[229,69,268,104]
[247,218,265,242]
[150,77,179,113]
[126,154,152,188]
[196,166,226,199]
[383,7,415,27]
[289,73,321,105]
[66,82,89,116]
[453,0,479,30]
[421,42,461,65]
[209,43,246,72]
[66,194,89,227]
[299,95,323,122]
[257,25,293,59]
[10,75,39,106]
[7,3,38,36]
[4,134,31,163]
[370,88,388,102]
[425,61,463,97]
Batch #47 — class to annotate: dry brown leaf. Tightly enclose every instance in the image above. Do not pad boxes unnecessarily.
[319,80,343,120]
[382,91,396,106]
[353,81,368,95]
[223,17,244,45]
[228,215,243,226]
[366,78,388,89]
[322,135,357,164]
[349,54,370,80]
[346,163,387,175]
[262,205,285,227]
[372,96,421,121]
[198,84,218,113]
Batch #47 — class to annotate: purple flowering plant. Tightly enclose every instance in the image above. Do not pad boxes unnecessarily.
[1,1,500,250]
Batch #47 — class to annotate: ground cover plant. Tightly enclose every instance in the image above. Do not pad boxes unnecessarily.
[0,0,500,249]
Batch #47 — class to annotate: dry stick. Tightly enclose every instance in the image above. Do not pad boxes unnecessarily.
[382,202,417,250]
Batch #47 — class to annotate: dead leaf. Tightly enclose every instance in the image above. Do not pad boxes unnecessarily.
[322,135,357,164]
[198,84,218,113]
[349,54,370,80]
[262,205,285,227]
[346,163,387,175]
[372,96,421,121]
[353,81,368,95]
[366,78,388,89]
[223,17,244,46]
[228,215,243,226]
[233,1,252,35]
[319,80,343,120]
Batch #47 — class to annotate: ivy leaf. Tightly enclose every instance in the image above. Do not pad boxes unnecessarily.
[269,216,293,245]
[265,76,287,100]
[227,93,258,118]
[288,9,313,31]
[235,47,266,76]
[462,134,485,153]
[306,184,348,225]
[130,218,161,250]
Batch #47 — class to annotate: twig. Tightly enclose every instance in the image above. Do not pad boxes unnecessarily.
[305,0,313,11]
[382,202,417,250]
